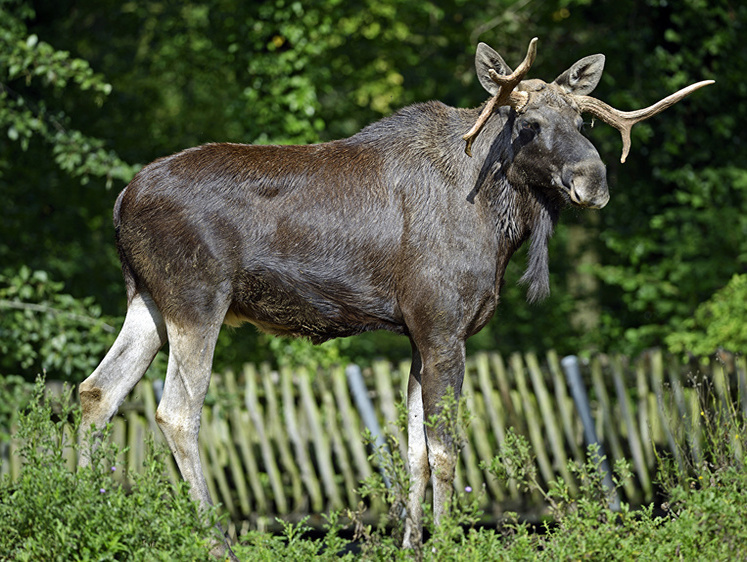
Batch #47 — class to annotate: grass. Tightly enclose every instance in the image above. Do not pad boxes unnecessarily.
[1,375,746,560]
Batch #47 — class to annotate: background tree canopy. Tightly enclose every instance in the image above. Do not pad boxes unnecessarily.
[1,0,745,381]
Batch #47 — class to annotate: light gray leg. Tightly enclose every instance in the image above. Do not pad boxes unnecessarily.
[156,314,237,559]
[427,430,458,527]
[79,292,166,465]
[425,356,463,531]
[405,340,465,547]
[403,349,429,549]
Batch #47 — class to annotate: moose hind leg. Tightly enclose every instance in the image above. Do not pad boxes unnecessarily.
[155,309,235,558]
[79,292,166,466]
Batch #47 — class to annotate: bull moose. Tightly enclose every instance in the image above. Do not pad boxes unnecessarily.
[78,38,711,557]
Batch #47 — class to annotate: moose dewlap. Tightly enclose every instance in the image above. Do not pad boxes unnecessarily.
[79,38,711,558]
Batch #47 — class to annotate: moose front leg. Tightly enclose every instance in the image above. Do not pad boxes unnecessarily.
[423,367,463,530]
[403,339,465,549]
[403,346,428,549]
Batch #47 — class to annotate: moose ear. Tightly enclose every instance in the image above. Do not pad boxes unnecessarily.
[553,54,605,95]
[475,42,514,96]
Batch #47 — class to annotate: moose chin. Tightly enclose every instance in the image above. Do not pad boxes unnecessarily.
[78,37,712,559]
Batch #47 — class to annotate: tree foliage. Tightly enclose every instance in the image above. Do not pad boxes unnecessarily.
[1,0,745,380]
[0,267,117,380]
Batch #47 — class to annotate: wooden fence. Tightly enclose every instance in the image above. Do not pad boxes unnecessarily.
[3,349,746,530]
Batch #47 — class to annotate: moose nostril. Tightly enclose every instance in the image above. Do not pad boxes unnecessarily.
[561,161,609,208]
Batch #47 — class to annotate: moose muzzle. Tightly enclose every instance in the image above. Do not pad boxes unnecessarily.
[561,159,609,209]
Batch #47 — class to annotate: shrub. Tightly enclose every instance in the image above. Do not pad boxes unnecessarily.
[666,273,747,356]
[0,378,224,561]
[4,371,746,560]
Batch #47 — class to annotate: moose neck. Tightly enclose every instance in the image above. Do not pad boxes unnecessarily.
[465,105,562,302]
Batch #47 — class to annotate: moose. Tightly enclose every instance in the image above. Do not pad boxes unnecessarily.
[79,38,711,557]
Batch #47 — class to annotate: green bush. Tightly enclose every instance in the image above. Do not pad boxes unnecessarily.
[240,384,747,561]
[3,374,746,560]
[666,273,747,356]
[0,378,224,561]
[0,374,34,442]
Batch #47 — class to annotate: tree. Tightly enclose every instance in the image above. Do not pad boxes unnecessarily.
[2,0,745,381]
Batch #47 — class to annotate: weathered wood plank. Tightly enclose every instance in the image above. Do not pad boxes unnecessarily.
[260,365,303,511]
[280,365,322,513]
[244,363,288,514]
[610,355,650,501]
[224,370,260,514]
[298,367,343,510]
[511,353,554,487]
[525,352,576,494]
[547,350,584,465]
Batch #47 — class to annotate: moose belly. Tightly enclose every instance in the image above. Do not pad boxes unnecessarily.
[224,267,404,343]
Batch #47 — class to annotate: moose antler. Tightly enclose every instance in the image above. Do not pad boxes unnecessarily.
[463,37,538,156]
[573,80,715,163]
[463,36,715,161]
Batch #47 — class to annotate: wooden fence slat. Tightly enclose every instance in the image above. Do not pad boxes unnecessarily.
[590,357,631,502]
[323,388,358,508]
[480,353,517,499]
[737,356,747,420]
[125,409,144,474]
[223,371,256,513]
[63,423,76,472]
[260,365,304,510]
[332,365,387,515]
[667,361,689,424]
[224,370,266,514]
[9,423,21,480]
[245,364,288,514]
[200,406,236,517]
[635,357,655,469]
[111,416,128,484]
[610,355,650,501]
[475,353,506,445]
[684,387,703,468]
[525,352,576,494]
[215,396,252,518]
[372,360,405,459]
[197,422,221,513]
[0,444,7,479]
[711,360,744,462]
[140,379,160,434]
[667,359,702,468]
[490,353,521,433]
[453,452,466,494]
[398,359,411,404]
[470,354,506,501]
[460,368,491,503]
[511,353,554,487]
[650,350,684,472]
[280,365,322,513]
[332,365,373,482]
[298,367,343,510]
[496,350,533,494]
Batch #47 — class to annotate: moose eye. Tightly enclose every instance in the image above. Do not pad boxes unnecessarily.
[520,121,539,134]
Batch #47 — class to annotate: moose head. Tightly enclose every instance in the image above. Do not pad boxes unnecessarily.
[464,37,712,203]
